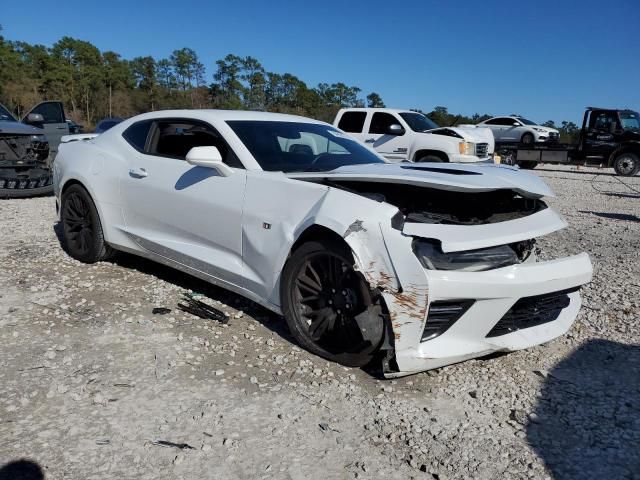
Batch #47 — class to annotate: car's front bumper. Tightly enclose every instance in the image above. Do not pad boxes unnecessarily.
[384,252,592,377]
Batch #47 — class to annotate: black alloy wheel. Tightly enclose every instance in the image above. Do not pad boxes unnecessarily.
[61,184,114,263]
[281,240,384,367]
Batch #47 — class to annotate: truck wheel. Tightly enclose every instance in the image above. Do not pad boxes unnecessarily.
[521,133,535,144]
[613,153,639,176]
[517,160,537,170]
[416,154,444,163]
[281,239,385,367]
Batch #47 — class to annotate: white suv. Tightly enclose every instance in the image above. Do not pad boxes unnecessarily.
[478,116,559,144]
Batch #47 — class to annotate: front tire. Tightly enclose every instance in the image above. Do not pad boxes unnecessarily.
[61,184,114,263]
[613,153,639,176]
[281,240,384,367]
[416,154,445,163]
[521,132,535,144]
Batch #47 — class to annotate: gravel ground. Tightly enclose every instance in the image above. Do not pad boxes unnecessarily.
[0,164,638,480]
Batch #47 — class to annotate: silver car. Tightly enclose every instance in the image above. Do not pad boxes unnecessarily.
[478,116,559,144]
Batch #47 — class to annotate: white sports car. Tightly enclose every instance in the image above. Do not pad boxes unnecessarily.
[53,110,592,376]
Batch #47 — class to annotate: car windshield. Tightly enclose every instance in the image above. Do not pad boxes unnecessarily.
[0,104,16,122]
[516,117,537,126]
[227,121,385,172]
[399,112,439,131]
[620,111,640,131]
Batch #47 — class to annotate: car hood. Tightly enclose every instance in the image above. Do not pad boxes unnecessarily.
[0,120,43,135]
[427,125,494,144]
[288,162,553,199]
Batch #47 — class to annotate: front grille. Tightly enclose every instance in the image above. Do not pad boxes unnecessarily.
[486,287,579,338]
[422,300,474,341]
[475,143,489,157]
[548,132,560,142]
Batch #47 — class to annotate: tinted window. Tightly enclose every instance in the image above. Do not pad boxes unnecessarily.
[0,104,16,122]
[30,102,64,123]
[369,112,402,134]
[122,120,152,151]
[227,120,384,172]
[147,119,243,168]
[516,117,537,126]
[337,111,366,133]
[591,112,618,131]
[485,117,513,126]
[399,112,439,131]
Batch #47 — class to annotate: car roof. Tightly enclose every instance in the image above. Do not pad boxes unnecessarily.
[339,108,419,115]
[127,109,327,125]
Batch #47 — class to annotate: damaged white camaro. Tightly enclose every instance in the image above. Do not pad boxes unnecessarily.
[53,110,593,376]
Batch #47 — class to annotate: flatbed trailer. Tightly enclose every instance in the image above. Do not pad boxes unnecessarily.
[495,107,640,176]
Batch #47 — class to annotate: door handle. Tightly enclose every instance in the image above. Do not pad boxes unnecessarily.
[129,167,148,178]
[365,138,376,143]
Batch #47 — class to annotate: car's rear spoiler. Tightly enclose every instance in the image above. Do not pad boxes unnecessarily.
[61,133,99,143]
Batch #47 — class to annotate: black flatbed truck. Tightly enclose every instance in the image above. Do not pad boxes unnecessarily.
[495,107,640,176]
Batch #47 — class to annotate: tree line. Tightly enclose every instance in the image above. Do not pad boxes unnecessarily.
[0,27,580,142]
[0,30,384,127]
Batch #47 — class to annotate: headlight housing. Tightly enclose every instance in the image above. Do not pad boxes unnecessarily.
[413,240,519,272]
[458,141,475,155]
[532,127,546,133]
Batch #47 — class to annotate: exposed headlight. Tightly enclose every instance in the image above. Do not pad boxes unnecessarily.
[532,127,546,133]
[413,240,519,272]
[458,141,475,155]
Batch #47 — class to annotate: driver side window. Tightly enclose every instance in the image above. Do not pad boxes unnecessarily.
[146,119,244,168]
[369,113,403,134]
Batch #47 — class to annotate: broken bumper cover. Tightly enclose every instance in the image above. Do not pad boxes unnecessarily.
[389,252,592,376]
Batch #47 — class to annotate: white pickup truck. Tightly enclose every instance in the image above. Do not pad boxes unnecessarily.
[334,108,494,163]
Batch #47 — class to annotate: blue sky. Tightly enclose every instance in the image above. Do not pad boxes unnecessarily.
[2,0,639,123]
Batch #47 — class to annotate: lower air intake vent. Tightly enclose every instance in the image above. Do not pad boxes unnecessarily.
[421,300,474,342]
[486,287,579,338]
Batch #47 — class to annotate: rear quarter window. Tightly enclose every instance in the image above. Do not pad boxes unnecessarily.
[122,120,153,151]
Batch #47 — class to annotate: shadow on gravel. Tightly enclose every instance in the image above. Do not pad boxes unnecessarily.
[579,210,640,222]
[527,339,640,479]
[0,459,44,480]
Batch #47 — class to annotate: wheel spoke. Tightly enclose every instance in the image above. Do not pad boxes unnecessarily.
[296,268,322,294]
[308,309,336,340]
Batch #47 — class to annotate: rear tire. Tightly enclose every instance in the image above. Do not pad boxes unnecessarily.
[61,184,115,263]
[613,153,639,176]
[281,239,384,367]
[521,132,535,145]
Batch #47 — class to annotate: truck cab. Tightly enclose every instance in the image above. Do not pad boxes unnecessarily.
[578,108,640,176]
[333,108,494,163]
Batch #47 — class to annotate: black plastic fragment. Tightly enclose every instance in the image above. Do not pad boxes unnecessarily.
[177,294,228,324]
[152,307,172,315]
[150,439,195,450]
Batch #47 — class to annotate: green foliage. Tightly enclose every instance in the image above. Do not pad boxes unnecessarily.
[0,31,385,128]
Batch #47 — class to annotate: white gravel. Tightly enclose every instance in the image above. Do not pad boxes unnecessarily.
[0,164,638,479]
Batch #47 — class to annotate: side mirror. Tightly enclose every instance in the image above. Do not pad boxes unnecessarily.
[26,113,44,124]
[388,124,405,135]
[186,146,234,176]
